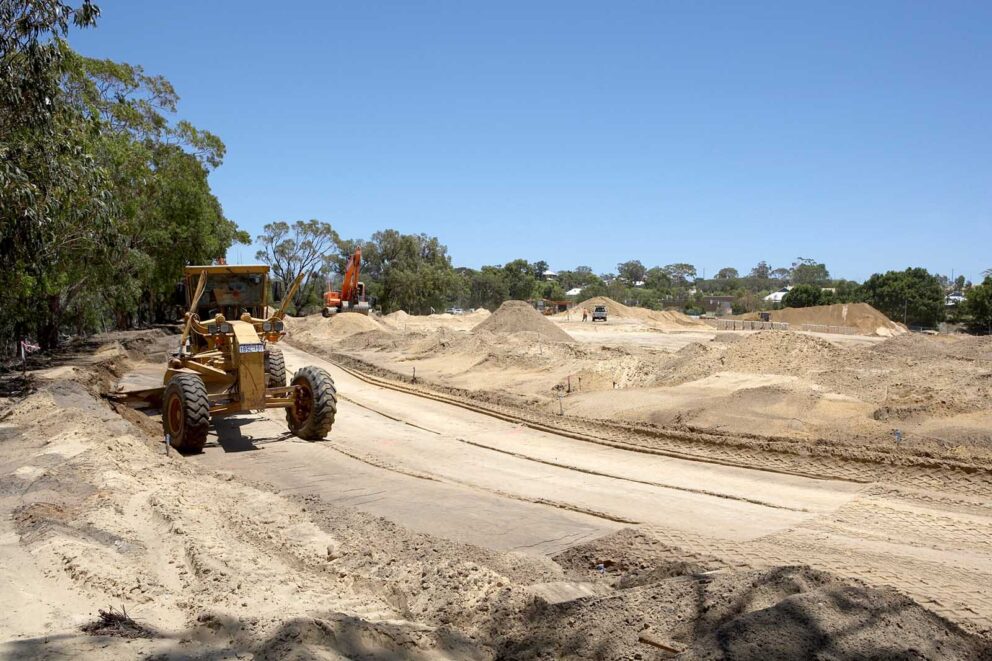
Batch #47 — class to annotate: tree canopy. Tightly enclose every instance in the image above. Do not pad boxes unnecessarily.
[1,1,246,349]
[790,257,830,286]
[357,230,462,314]
[782,284,825,308]
[964,276,992,334]
[255,220,340,313]
[861,268,945,327]
[716,267,739,279]
[617,260,647,284]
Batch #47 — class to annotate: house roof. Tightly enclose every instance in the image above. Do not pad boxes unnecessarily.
[763,286,793,302]
[565,287,584,296]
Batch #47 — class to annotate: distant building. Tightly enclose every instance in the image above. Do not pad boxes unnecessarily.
[763,286,793,303]
[946,292,966,306]
[543,270,558,280]
[565,287,584,297]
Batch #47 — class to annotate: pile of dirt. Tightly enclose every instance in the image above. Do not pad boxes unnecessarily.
[567,296,706,329]
[719,330,844,371]
[652,309,707,329]
[566,296,648,320]
[287,312,383,342]
[662,331,845,384]
[753,303,906,337]
[379,308,491,331]
[505,530,992,660]
[868,333,992,363]
[473,300,574,342]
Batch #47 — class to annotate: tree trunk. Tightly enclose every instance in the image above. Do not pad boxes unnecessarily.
[38,294,61,351]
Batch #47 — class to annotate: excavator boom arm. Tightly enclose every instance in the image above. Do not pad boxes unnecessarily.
[340,248,362,303]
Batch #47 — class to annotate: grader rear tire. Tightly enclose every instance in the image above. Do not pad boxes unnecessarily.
[163,374,210,453]
[286,366,337,440]
[265,347,286,387]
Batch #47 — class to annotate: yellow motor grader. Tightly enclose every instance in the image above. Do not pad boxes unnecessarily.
[162,264,336,452]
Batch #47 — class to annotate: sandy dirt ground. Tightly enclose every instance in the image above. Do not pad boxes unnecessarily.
[2,329,992,659]
[299,302,992,456]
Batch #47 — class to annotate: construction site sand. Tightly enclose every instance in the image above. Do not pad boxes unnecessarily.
[558,329,992,449]
[661,330,846,384]
[285,311,383,343]
[549,530,989,660]
[742,302,906,337]
[3,341,989,658]
[473,300,575,342]
[379,308,490,331]
[563,296,708,330]
[325,319,992,451]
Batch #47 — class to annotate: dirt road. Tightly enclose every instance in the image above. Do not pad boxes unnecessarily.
[193,345,858,543]
[187,344,992,634]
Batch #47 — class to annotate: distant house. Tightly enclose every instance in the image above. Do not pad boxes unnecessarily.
[543,270,558,280]
[946,292,966,306]
[763,286,793,303]
[565,287,584,297]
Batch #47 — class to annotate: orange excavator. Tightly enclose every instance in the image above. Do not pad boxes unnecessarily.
[322,248,370,317]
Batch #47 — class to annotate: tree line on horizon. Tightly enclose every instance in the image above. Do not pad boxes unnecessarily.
[256,220,992,332]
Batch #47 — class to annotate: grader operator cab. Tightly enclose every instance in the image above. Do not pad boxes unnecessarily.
[162,265,337,452]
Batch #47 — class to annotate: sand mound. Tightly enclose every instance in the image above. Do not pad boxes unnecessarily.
[566,296,706,329]
[754,303,905,336]
[567,296,647,320]
[652,309,707,329]
[379,308,490,330]
[288,313,383,342]
[720,330,843,370]
[473,300,574,342]
[542,530,990,660]
[662,331,845,384]
[869,333,992,363]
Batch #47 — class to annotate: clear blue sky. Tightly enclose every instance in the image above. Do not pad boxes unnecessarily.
[72,1,991,282]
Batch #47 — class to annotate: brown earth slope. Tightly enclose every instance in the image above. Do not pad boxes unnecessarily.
[3,337,990,658]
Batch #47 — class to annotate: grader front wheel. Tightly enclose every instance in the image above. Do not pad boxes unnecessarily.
[265,347,286,387]
[163,374,210,453]
[286,366,337,440]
